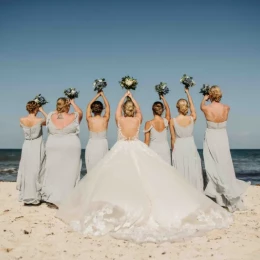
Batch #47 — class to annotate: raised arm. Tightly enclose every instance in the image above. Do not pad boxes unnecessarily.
[169,118,176,150]
[185,88,197,121]
[70,99,83,123]
[200,94,209,113]
[39,107,48,126]
[160,95,171,122]
[128,91,142,123]
[100,91,110,121]
[115,92,128,124]
[144,121,152,146]
[86,92,101,121]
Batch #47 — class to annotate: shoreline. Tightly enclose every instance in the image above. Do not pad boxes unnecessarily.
[0,182,260,260]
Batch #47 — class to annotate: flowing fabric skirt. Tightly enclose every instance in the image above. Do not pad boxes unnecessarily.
[85,139,108,172]
[16,137,46,204]
[172,137,203,191]
[149,141,171,165]
[57,140,232,243]
[41,135,81,206]
[203,128,250,212]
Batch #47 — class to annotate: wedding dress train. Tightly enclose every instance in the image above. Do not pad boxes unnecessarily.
[57,123,232,243]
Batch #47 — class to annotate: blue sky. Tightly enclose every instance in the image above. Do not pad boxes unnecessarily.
[0,0,259,148]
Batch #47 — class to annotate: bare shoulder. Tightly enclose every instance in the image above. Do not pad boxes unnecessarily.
[223,104,230,111]
[170,118,175,125]
[20,117,27,123]
[145,120,152,128]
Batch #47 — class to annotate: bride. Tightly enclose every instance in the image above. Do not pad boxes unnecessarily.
[57,91,232,243]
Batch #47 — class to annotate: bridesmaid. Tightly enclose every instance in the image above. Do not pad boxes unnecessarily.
[144,96,171,164]
[17,101,47,205]
[41,98,83,207]
[170,87,203,191]
[201,85,250,211]
[85,91,110,172]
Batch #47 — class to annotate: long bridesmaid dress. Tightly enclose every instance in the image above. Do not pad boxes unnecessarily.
[172,117,203,191]
[144,118,171,164]
[203,121,250,212]
[41,112,82,206]
[16,120,46,204]
[85,131,108,172]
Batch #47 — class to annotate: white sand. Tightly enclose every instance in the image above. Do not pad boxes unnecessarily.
[0,182,259,260]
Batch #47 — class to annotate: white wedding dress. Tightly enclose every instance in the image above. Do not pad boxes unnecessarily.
[57,121,232,243]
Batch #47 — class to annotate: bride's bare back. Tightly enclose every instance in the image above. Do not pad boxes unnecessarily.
[115,91,142,140]
[118,117,140,139]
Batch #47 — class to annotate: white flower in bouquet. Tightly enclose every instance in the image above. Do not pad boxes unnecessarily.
[33,94,48,106]
[93,78,107,92]
[155,82,169,98]
[119,76,138,90]
[125,79,134,87]
[180,74,196,88]
[64,88,79,99]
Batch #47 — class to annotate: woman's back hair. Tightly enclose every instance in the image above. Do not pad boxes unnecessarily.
[176,99,189,115]
[26,101,39,114]
[91,101,104,115]
[123,100,135,117]
[56,97,70,113]
[209,85,222,102]
[152,102,164,116]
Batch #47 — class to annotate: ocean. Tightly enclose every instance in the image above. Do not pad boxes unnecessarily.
[0,149,259,184]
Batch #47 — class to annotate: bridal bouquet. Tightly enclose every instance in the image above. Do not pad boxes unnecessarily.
[200,84,210,96]
[180,74,196,88]
[64,88,79,99]
[155,82,169,98]
[33,94,48,107]
[93,78,107,92]
[119,75,138,90]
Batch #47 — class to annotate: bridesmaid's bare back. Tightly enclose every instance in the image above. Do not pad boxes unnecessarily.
[148,117,166,132]
[20,116,43,127]
[88,116,108,132]
[174,115,192,127]
[51,112,76,129]
[203,103,230,123]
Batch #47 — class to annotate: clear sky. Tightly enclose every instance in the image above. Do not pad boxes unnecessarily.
[0,0,259,149]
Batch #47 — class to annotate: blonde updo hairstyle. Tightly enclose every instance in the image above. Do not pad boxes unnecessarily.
[123,100,136,117]
[56,97,70,113]
[176,99,189,115]
[209,85,222,102]
[26,101,39,114]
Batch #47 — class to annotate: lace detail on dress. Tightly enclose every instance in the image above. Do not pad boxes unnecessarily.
[117,119,140,141]
[68,203,232,243]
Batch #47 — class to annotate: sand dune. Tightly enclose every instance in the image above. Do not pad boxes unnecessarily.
[0,182,259,260]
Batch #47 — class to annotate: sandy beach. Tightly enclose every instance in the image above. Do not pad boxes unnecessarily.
[0,182,259,260]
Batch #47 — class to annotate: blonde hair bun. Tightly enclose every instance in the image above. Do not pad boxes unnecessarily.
[176,99,189,115]
[56,97,70,113]
[209,85,222,102]
[123,100,135,117]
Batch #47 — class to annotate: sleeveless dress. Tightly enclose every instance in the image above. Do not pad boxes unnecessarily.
[57,120,232,243]
[144,118,171,164]
[85,131,108,172]
[41,112,82,206]
[16,120,46,204]
[203,121,250,212]
[172,117,203,191]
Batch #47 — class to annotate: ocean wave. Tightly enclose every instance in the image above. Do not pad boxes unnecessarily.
[0,167,17,174]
